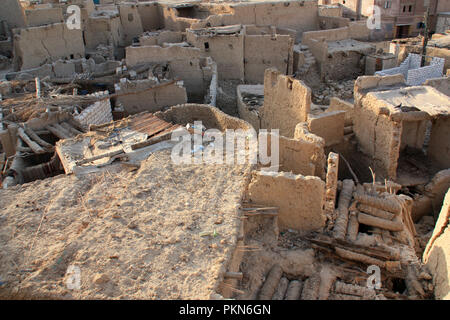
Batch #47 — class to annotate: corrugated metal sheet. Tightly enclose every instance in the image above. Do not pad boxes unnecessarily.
[128,113,181,138]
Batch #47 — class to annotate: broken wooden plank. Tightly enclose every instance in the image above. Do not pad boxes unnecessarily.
[75,150,124,166]
[357,212,403,232]
[333,179,355,239]
[131,131,173,150]
[358,203,395,220]
[354,193,402,214]
[60,122,83,136]
[46,124,71,139]
[258,264,283,300]
[24,127,53,149]
[224,272,243,281]
[335,247,386,268]
[52,123,73,138]
[17,127,45,154]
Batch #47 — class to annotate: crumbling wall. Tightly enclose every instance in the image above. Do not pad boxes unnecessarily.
[115,79,187,115]
[186,29,245,81]
[24,7,64,27]
[318,5,343,17]
[118,2,144,46]
[318,16,349,30]
[425,169,450,218]
[307,110,345,147]
[424,77,450,97]
[243,26,294,84]
[354,97,400,180]
[302,26,349,47]
[140,31,184,46]
[428,116,450,170]
[13,23,85,70]
[126,45,203,67]
[326,97,354,126]
[279,135,325,177]
[125,45,213,102]
[155,103,252,132]
[353,75,407,180]
[191,1,319,42]
[84,14,123,51]
[260,69,311,138]
[247,171,326,232]
[0,0,26,31]
[294,122,326,179]
[423,188,450,300]
[322,47,372,80]
[136,1,163,31]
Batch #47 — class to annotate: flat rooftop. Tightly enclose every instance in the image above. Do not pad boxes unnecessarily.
[327,39,374,53]
[367,86,450,118]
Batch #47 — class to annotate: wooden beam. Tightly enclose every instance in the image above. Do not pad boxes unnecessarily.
[17,127,45,154]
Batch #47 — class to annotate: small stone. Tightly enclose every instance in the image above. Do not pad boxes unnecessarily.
[127,221,137,229]
[93,273,109,285]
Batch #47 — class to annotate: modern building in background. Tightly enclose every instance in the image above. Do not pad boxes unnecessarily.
[321,0,450,39]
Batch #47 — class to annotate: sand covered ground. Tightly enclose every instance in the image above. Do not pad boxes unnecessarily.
[0,149,252,299]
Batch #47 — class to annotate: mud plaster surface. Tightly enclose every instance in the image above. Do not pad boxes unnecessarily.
[0,149,251,299]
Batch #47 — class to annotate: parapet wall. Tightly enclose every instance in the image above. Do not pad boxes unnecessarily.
[155,103,253,132]
[247,171,326,232]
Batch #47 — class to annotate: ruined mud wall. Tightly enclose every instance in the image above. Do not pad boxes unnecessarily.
[428,116,450,170]
[278,135,325,177]
[118,3,144,46]
[24,7,64,27]
[353,75,407,180]
[424,77,450,97]
[321,49,370,80]
[260,69,311,138]
[326,97,354,126]
[155,103,253,132]
[115,80,187,115]
[247,171,326,232]
[139,31,184,46]
[84,14,123,51]
[307,110,345,147]
[318,4,343,17]
[192,1,320,42]
[136,1,164,31]
[243,29,294,84]
[186,30,245,81]
[0,0,26,31]
[319,16,349,30]
[125,45,211,102]
[13,23,85,71]
[423,188,450,299]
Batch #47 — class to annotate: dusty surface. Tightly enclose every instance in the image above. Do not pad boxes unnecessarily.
[0,149,251,299]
